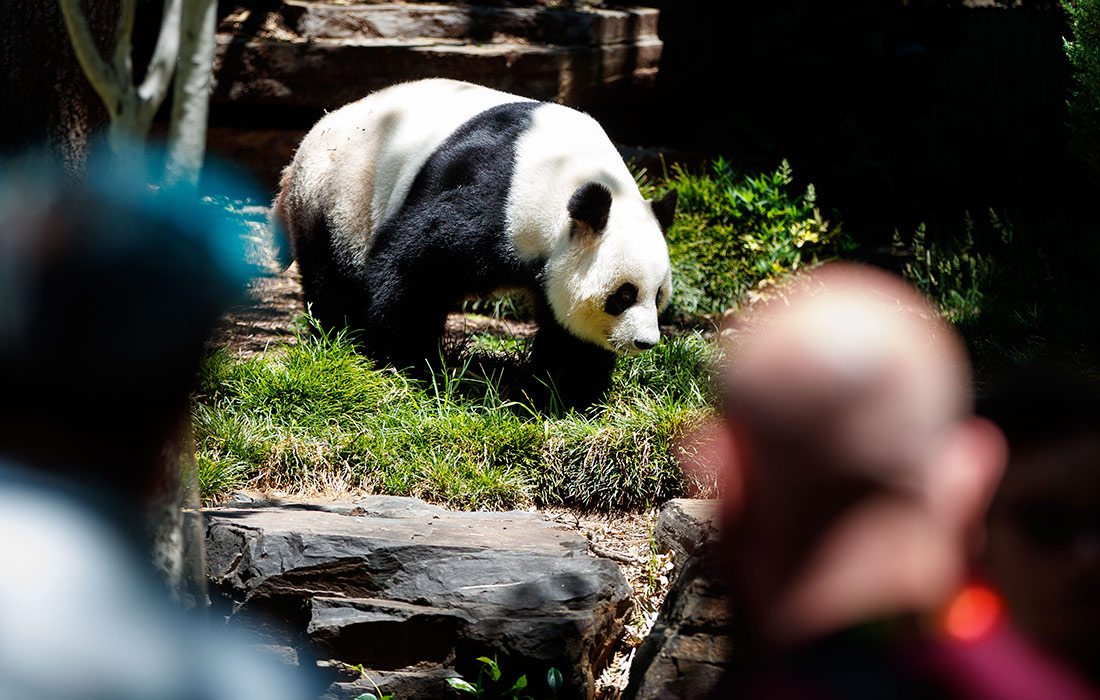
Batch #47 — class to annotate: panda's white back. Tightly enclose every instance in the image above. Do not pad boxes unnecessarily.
[282,79,533,264]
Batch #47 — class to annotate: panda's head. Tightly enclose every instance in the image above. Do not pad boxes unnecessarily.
[544,182,677,355]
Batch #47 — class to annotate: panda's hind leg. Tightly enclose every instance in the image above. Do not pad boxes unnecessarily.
[290,218,375,341]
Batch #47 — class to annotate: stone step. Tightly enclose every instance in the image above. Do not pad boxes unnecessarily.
[212,34,662,109]
[279,2,660,46]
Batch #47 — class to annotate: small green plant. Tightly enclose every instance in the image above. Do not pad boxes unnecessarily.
[636,158,845,317]
[465,330,530,357]
[353,677,395,700]
[461,294,532,321]
[891,208,1008,325]
[445,656,562,700]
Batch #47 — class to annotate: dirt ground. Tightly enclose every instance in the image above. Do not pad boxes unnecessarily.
[210,263,673,697]
[211,261,540,358]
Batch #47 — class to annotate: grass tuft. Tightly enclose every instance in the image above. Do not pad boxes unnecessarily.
[192,324,718,509]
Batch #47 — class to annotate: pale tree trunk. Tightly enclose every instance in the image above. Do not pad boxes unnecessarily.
[165,0,218,188]
[57,0,222,602]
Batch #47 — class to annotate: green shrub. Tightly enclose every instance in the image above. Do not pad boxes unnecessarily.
[891,209,1008,326]
[1063,0,1100,178]
[893,205,1100,379]
[639,158,846,317]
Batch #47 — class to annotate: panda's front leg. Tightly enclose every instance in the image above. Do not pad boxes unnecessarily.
[358,248,452,375]
[527,314,618,412]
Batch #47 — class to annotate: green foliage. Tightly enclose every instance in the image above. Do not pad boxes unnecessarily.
[464,329,530,356]
[891,209,1008,325]
[893,205,1100,378]
[191,320,716,509]
[1063,0,1100,178]
[461,294,531,321]
[640,158,846,316]
[445,656,561,700]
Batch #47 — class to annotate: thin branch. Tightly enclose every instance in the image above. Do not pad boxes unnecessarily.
[588,540,643,566]
[136,0,183,121]
[59,0,123,118]
[111,0,138,86]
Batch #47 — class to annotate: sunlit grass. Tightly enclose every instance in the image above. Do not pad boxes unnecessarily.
[192,323,719,510]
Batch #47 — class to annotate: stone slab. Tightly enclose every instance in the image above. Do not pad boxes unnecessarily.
[282,3,660,46]
[213,35,663,109]
[205,496,631,699]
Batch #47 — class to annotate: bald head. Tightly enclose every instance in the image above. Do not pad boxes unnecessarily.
[723,263,972,495]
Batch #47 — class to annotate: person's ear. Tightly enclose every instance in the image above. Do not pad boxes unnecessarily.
[927,416,1007,546]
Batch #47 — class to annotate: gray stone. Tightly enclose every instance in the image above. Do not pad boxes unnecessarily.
[624,500,731,700]
[652,498,719,563]
[280,3,660,47]
[205,497,631,699]
[323,666,462,700]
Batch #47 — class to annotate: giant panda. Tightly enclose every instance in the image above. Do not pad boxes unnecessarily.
[273,78,677,410]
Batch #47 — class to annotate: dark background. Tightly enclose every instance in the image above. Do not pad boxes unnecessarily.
[591,0,1080,252]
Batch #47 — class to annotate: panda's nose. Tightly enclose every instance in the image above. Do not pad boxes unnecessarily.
[634,339,656,351]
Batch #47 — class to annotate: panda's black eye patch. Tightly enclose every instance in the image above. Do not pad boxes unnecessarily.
[656,287,664,306]
[605,283,638,316]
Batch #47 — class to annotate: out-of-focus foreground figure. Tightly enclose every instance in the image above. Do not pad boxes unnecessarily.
[707,263,1098,699]
[0,153,319,699]
[982,368,1100,690]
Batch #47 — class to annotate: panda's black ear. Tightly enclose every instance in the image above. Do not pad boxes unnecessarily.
[568,182,613,236]
[650,189,678,234]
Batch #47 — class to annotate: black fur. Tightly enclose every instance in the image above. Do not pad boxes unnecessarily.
[568,182,613,234]
[363,101,545,369]
[526,294,619,412]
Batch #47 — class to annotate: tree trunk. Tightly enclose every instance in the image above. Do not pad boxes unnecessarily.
[0,1,118,176]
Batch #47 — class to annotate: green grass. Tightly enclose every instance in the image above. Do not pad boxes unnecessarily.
[192,324,718,510]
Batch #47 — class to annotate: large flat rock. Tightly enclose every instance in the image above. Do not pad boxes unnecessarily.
[205,496,631,699]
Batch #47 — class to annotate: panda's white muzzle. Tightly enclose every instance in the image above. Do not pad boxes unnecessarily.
[610,308,661,355]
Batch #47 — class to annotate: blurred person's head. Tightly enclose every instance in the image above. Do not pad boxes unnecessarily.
[982,368,1100,685]
[0,151,253,499]
[704,262,1006,647]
